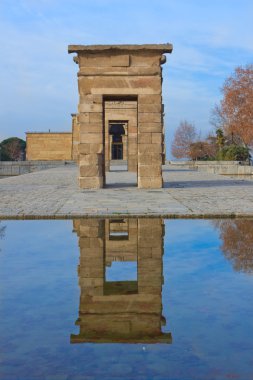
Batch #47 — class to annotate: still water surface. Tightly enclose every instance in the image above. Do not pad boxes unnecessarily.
[0,219,253,380]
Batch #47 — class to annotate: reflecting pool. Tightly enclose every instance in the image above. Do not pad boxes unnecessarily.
[0,219,253,380]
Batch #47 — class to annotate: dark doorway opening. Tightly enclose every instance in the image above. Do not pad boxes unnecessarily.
[109,123,125,160]
[111,135,123,160]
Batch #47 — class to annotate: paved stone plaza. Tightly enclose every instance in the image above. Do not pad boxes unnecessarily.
[1,163,253,218]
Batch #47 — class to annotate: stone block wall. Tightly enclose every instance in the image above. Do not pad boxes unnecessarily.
[78,94,104,188]
[26,132,73,161]
[138,94,163,188]
[73,219,105,300]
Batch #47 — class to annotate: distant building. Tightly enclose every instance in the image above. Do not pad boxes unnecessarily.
[26,114,79,161]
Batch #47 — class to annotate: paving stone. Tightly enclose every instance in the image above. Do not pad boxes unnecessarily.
[0,164,253,218]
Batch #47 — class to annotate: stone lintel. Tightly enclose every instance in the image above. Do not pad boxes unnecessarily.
[77,67,161,77]
[68,43,173,54]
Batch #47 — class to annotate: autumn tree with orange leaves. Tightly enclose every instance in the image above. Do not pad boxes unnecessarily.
[211,64,253,147]
[189,139,217,160]
[171,121,197,158]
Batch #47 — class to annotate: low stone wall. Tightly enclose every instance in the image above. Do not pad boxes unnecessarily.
[168,161,253,175]
[196,163,253,175]
[0,161,75,176]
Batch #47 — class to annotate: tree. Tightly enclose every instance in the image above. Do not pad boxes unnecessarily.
[216,128,225,151]
[0,138,26,161]
[213,220,253,273]
[211,64,253,146]
[0,223,6,239]
[189,140,216,160]
[171,121,197,159]
[0,222,6,254]
[216,145,250,161]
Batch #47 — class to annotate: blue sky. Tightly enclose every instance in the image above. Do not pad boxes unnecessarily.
[0,0,252,157]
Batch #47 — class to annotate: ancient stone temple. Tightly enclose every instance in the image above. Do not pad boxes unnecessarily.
[71,218,172,343]
[68,43,173,189]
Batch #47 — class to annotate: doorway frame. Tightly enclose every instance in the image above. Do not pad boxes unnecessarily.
[103,95,138,187]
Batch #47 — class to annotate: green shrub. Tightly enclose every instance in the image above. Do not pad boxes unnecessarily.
[216,145,250,161]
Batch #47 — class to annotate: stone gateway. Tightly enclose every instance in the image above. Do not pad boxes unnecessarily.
[68,44,173,189]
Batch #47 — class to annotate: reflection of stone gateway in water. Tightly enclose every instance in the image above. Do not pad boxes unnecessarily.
[71,218,172,344]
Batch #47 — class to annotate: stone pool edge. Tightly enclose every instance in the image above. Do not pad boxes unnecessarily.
[1,213,253,220]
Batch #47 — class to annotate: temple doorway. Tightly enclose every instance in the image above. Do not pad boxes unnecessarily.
[109,123,125,161]
[104,98,138,187]
[111,137,123,160]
